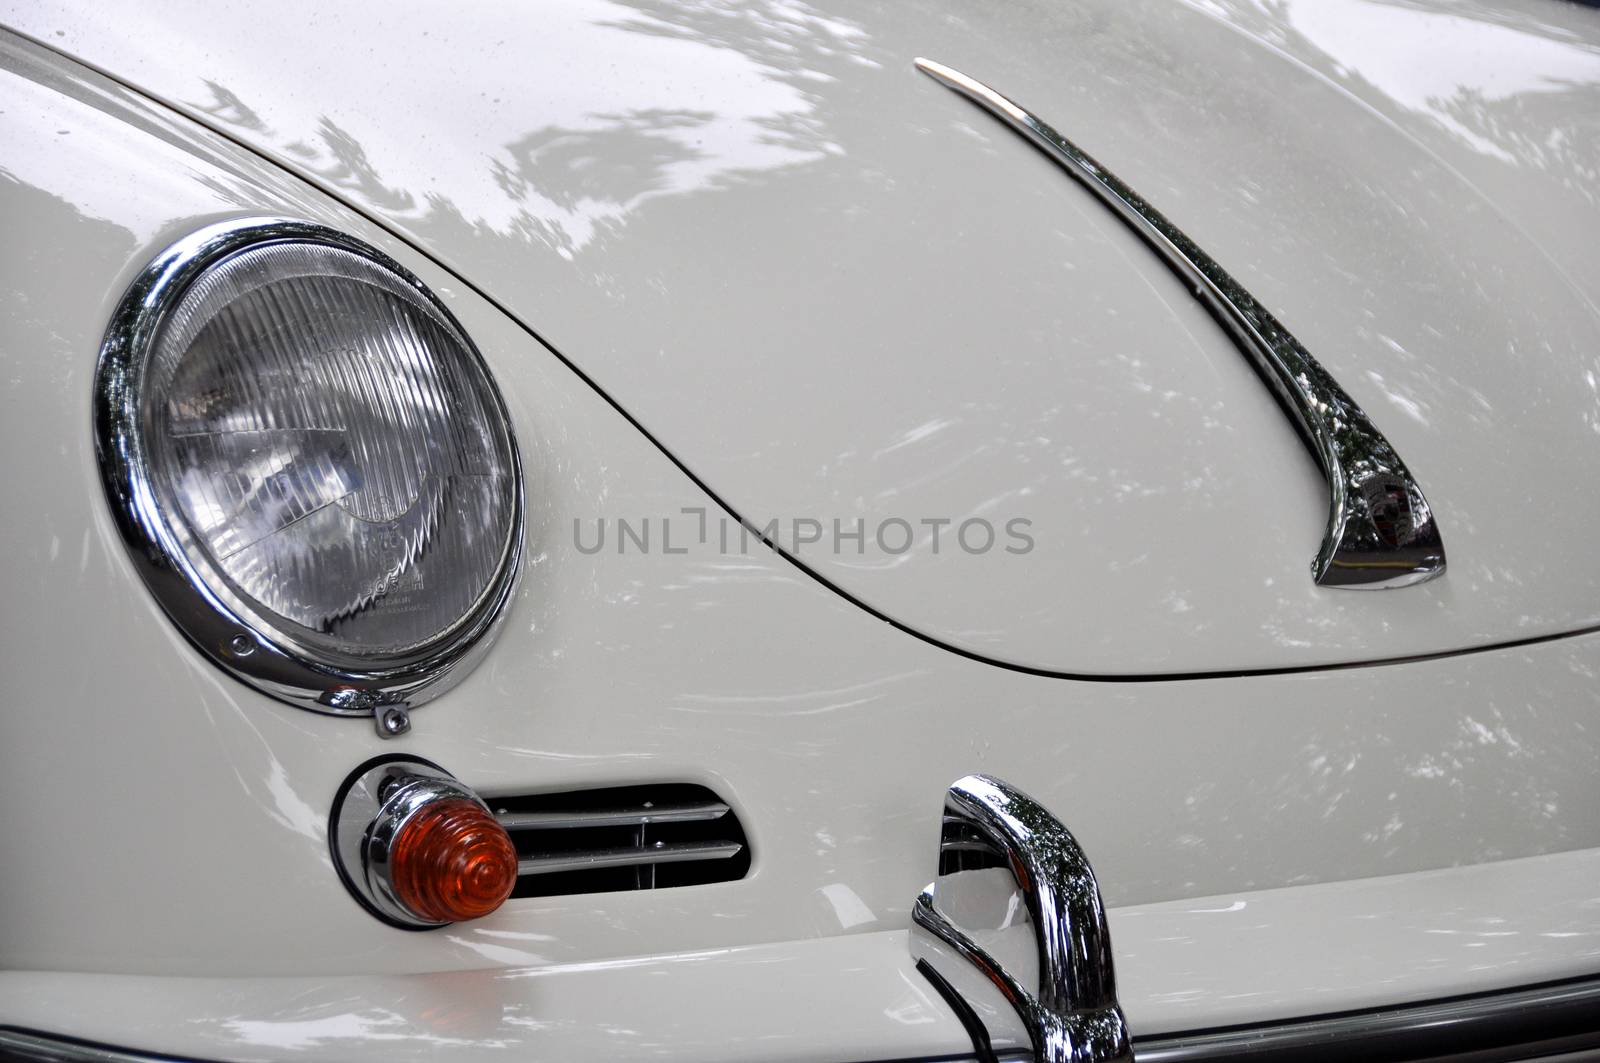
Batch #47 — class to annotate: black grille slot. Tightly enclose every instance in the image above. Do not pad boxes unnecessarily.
[938,817,1008,876]
[488,784,751,899]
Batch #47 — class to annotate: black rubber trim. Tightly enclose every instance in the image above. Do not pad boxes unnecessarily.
[1133,973,1600,1063]
[324,752,453,932]
[12,25,1600,684]
[917,957,1000,1063]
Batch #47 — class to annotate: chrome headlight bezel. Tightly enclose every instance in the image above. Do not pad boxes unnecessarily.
[94,217,524,719]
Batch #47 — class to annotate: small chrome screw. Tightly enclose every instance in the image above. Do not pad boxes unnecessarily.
[377,706,411,738]
[228,633,255,656]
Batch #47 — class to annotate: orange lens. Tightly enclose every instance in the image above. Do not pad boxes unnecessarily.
[390,798,518,923]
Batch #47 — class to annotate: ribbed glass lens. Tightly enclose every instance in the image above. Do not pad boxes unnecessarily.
[141,241,518,662]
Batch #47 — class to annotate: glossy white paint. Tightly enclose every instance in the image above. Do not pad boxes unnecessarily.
[1113,846,1600,1033]
[0,933,981,1063]
[3,11,1600,1062]
[4,0,1598,675]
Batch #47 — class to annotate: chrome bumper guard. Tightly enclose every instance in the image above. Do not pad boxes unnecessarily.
[908,774,1600,1063]
[911,774,1132,1063]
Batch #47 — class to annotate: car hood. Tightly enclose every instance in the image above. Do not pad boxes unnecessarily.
[11,0,1600,674]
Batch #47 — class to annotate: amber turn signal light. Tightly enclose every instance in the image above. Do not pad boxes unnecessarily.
[332,758,523,929]
[390,798,519,923]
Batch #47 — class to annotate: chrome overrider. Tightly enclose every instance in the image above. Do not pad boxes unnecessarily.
[912,774,1132,1063]
[914,59,1445,590]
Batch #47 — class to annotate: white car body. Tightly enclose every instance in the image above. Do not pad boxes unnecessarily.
[1,0,1598,1059]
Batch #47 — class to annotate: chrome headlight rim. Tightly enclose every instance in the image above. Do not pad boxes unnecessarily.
[94,216,524,717]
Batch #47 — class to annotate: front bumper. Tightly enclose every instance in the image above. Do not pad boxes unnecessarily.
[8,959,1600,1063]
[6,847,1600,1062]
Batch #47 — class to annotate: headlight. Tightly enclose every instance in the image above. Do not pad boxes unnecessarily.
[96,218,522,723]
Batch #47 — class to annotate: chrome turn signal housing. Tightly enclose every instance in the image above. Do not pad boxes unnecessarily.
[330,757,519,929]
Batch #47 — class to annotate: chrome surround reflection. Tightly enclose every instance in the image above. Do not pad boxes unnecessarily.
[912,774,1132,1063]
[327,755,493,930]
[93,217,524,719]
[915,59,1445,590]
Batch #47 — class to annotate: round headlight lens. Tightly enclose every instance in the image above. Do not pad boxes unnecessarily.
[97,220,521,712]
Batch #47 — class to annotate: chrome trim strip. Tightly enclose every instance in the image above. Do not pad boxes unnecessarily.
[1134,976,1600,1063]
[516,840,743,876]
[913,774,1132,1063]
[94,217,524,717]
[0,1029,195,1063]
[495,800,730,831]
[0,1028,1016,1063]
[915,59,1445,589]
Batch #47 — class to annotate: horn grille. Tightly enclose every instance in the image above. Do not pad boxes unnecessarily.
[488,784,750,898]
